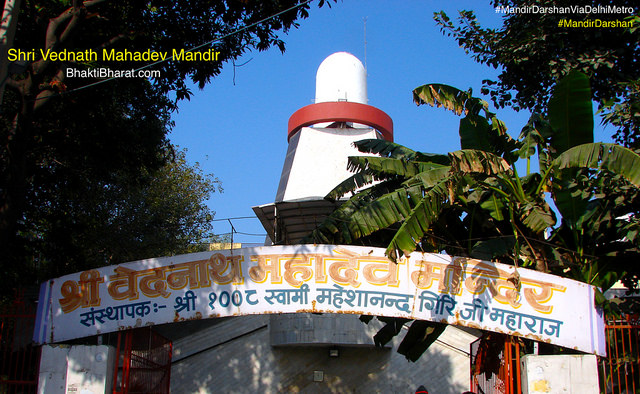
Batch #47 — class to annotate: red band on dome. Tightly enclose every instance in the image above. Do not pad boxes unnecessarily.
[287,102,393,142]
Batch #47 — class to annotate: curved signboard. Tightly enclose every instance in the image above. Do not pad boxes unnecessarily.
[33,244,606,355]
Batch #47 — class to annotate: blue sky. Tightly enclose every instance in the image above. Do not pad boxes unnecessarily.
[169,0,613,244]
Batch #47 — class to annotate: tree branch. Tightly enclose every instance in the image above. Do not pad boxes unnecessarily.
[33,0,110,93]
[45,8,73,50]
[83,0,109,8]
[33,69,65,112]
[59,10,85,45]
[41,0,108,69]
[97,32,128,50]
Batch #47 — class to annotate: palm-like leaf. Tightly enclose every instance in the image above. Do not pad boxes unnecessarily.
[413,84,487,116]
[519,201,556,234]
[414,84,519,162]
[346,156,446,179]
[354,139,451,164]
[308,70,640,364]
[553,143,640,187]
[307,180,404,244]
[518,114,553,167]
[325,172,378,201]
[449,149,511,175]
[326,156,448,201]
[309,165,454,250]
[349,185,422,238]
[306,180,415,244]
[459,114,493,151]
[386,177,452,259]
[353,139,418,159]
[406,167,451,188]
[548,71,594,155]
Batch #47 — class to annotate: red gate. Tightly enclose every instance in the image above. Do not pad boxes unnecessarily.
[112,327,172,394]
[599,316,640,393]
[470,333,521,394]
[467,314,640,394]
[0,291,40,393]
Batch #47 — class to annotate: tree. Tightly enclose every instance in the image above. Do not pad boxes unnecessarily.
[28,147,222,281]
[1,0,333,283]
[433,0,640,147]
[306,71,640,360]
[6,0,331,107]
[1,70,176,284]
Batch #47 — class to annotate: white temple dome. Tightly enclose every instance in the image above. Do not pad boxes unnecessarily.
[315,52,367,104]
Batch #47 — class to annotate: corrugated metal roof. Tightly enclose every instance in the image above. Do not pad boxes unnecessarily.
[252,198,342,244]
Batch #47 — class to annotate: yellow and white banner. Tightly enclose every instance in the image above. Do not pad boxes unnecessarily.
[34,244,606,355]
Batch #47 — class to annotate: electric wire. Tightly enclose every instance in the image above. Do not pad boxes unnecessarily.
[210,215,267,239]
[211,216,267,236]
[209,220,595,268]
[235,231,267,237]
[211,216,257,222]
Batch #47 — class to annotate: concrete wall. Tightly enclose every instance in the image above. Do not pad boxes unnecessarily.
[170,315,478,393]
[275,127,379,202]
[521,354,599,394]
[38,345,114,394]
[270,314,387,347]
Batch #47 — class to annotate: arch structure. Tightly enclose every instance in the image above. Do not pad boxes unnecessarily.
[34,244,605,356]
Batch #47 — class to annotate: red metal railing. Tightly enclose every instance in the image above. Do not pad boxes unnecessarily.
[599,316,640,393]
[470,333,521,394]
[0,291,40,393]
[467,317,640,394]
[112,327,172,394]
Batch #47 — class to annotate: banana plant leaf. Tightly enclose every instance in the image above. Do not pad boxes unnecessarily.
[386,179,451,259]
[553,143,640,187]
[449,149,511,175]
[354,139,450,164]
[548,71,594,155]
[346,156,446,179]
[397,320,448,362]
[413,83,487,116]
[459,114,493,151]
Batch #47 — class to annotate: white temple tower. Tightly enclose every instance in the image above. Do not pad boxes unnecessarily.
[251,52,395,348]
[169,54,480,392]
[253,52,393,244]
[315,51,367,104]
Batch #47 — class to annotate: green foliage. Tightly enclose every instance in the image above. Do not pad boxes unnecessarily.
[413,84,488,117]
[415,83,517,162]
[311,71,640,280]
[548,71,594,156]
[1,0,335,287]
[601,80,640,148]
[433,0,640,148]
[1,77,176,284]
[22,147,222,281]
[553,144,640,188]
[11,0,330,99]
[307,71,640,361]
